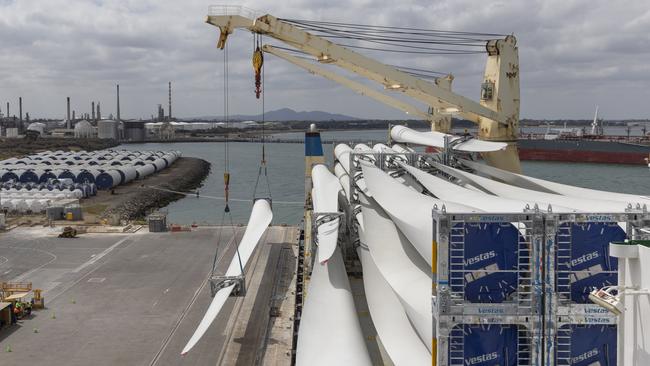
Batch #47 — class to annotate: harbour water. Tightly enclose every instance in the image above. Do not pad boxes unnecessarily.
[121,135,649,225]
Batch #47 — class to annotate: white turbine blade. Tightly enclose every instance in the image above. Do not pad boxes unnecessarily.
[357,245,432,365]
[334,163,351,200]
[391,125,507,152]
[434,163,632,212]
[296,247,372,366]
[334,143,353,173]
[312,164,341,264]
[334,143,370,197]
[391,144,415,154]
[358,195,433,351]
[398,162,576,213]
[360,162,480,265]
[181,199,272,355]
[463,159,650,205]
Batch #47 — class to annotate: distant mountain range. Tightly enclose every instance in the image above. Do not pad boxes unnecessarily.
[192,108,359,121]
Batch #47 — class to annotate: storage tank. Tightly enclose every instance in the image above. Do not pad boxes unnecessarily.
[57,170,76,182]
[118,166,137,183]
[74,120,95,138]
[123,121,146,141]
[97,120,119,139]
[19,169,40,183]
[136,164,155,179]
[152,158,166,172]
[95,170,122,189]
[76,169,99,184]
[39,170,57,183]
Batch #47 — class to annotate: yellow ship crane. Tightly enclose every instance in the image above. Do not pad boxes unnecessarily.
[205,5,522,172]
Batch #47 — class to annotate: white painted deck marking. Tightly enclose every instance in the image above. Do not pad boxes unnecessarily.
[73,237,130,273]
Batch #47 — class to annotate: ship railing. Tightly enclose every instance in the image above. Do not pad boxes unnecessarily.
[208,5,262,19]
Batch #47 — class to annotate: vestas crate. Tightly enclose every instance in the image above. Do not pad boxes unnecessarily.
[546,213,629,306]
[437,321,538,366]
[433,210,545,314]
[433,210,546,366]
[545,209,650,366]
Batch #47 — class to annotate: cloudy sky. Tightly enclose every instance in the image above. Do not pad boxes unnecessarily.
[1,0,649,120]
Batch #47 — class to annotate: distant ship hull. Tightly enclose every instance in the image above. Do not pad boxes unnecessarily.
[518,138,650,164]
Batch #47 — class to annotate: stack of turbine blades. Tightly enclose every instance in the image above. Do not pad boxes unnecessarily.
[433,162,635,213]
[462,159,650,205]
[296,246,372,366]
[311,164,342,264]
[360,162,480,266]
[390,125,507,152]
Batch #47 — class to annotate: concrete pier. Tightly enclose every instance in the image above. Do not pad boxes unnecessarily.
[0,225,298,366]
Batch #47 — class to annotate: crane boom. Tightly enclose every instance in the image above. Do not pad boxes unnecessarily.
[206,12,501,124]
[263,45,432,121]
[205,5,522,172]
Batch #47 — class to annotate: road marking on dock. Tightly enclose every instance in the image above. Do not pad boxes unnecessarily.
[0,256,8,266]
[72,237,130,273]
[9,246,58,281]
[149,228,241,366]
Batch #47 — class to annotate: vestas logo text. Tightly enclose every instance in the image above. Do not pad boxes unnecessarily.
[571,348,598,363]
[465,251,496,266]
[466,352,498,365]
[571,251,599,267]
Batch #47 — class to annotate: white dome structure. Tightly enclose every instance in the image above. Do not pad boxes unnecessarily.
[27,122,46,135]
[74,120,95,138]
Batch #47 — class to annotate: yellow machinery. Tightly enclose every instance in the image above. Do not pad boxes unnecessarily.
[205,6,522,172]
[0,281,43,309]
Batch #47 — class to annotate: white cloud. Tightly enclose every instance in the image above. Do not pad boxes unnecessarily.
[0,0,649,120]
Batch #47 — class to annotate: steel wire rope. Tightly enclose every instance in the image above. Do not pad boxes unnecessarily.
[283,26,491,46]
[212,41,244,277]
[253,34,273,201]
[280,18,506,37]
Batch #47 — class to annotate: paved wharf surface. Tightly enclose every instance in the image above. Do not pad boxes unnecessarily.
[0,225,298,366]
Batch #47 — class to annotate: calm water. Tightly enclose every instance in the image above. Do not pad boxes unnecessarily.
[120,136,649,225]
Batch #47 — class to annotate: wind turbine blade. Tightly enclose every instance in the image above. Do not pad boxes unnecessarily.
[334,143,370,197]
[312,164,341,264]
[296,247,372,366]
[357,245,432,365]
[391,125,507,152]
[181,199,272,355]
[398,162,575,212]
[358,195,433,350]
[360,162,480,265]
[463,159,650,205]
[434,163,632,212]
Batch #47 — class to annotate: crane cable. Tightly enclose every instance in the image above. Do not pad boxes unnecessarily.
[211,41,245,280]
[252,33,272,201]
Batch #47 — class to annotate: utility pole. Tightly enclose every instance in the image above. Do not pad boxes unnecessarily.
[67,97,71,129]
[168,81,172,122]
[116,84,121,122]
[19,97,23,131]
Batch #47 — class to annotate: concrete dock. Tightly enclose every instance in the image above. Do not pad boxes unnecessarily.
[0,225,299,366]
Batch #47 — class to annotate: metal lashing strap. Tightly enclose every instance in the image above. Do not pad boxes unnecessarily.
[312,212,343,245]
[209,274,247,297]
